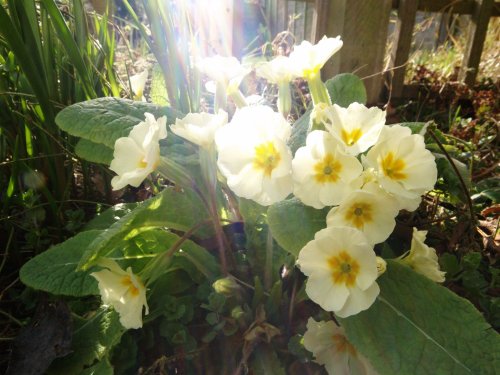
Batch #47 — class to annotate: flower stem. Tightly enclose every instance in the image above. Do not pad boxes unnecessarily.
[215,81,227,113]
[228,89,248,108]
[307,74,331,106]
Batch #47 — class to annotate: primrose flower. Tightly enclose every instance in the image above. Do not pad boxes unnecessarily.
[255,55,296,84]
[289,36,343,79]
[109,113,167,190]
[196,55,250,94]
[215,105,293,206]
[292,130,363,208]
[399,228,446,282]
[298,227,379,318]
[130,70,148,101]
[91,259,149,329]
[325,102,386,156]
[303,318,379,375]
[364,125,437,200]
[170,110,227,149]
[326,189,399,245]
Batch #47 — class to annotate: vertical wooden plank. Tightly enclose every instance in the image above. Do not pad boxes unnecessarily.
[322,0,393,104]
[388,0,419,98]
[312,0,329,42]
[459,0,494,85]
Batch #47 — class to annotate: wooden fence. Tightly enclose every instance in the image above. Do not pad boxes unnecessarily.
[262,0,500,103]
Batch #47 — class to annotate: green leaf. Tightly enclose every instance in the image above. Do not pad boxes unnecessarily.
[48,308,125,374]
[340,260,500,375]
[326,73,367,107]
[435,154,471,202]
[396,122,428,135]
[150,63,170,105]
[20,230,100,296]
[267,198,328,257]
[288,109,311,155]
[84,203,139,231]
[81,358,113,375]
[55,97,181,148]
[79,187,211,269]
[75,138,113,165]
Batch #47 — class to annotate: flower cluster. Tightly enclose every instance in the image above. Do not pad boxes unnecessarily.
[102,35,443,341]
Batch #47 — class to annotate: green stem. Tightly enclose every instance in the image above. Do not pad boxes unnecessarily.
[215,81,227,113]
[228,89,247,108]
[307,74,331,106]
[264,230,273,290]
[277,81,291,118]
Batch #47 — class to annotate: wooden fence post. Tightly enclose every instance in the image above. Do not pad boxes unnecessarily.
[318,0,393,104]
[458,0,494,85]
[388,0,419,99]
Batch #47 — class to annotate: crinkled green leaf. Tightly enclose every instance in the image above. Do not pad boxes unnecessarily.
[250,344,286,375]
[150,63,170,106]
[79,187,211,269]
[74,138,113,165]
[48,308,124,375]
[267,198,328,257]
[20,230,101,296]
[81,358,113,375]
[84,203,139,231]
[326,73,367,107]
[396,122,428,135]
[289,109,311,155]
[340,260,500,375]
[55,97,181,148]
[435,154,471,202]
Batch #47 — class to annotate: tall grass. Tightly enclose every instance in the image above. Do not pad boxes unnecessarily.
[0,0,121,251]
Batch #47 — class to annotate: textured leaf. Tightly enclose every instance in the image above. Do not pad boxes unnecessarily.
[250,344,286,375]
[48,308,124,375]
[396,122,428,135]
[289,109,311,155]
[267,198,328,257]
[79,187,211,269]
[340,260,500,375]
[81,358,113,375]
[326,73,367,107]
[150,63,170,106]
[74,138,113,165]
[55,97,181,148]
[20,230,100,296]
[435,154,471,202]
[84,203,139,231]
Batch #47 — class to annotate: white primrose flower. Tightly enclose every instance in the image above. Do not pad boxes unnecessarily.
[215,105,293,206]
[325,102,386,156]
[364,124,437,200]
[130,70,148,101]
[196,55,250,94]
[255,55,297,84]
[326,188,399,245]
[170,110,228,148]
[289,35,343,79]
[91,259,149,329]
[400,228,446,283]
[303,318,379,375]
[292,130,363,209]
[109,113,167,190]
[297,227,380,318]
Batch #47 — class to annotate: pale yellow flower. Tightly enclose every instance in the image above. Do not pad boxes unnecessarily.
[325,103,386,156]
[326,189,399,245]
[400,228,446,282]
[292,130,363,208]
[289,36,343,79]
[170,110,227,148]
[303,318,379,375]
[130,70,148,101]
[364,125,437,200]
[109,113,167,190]
[91,259,149,329]
[255,56,296,84]
[196,55,250,94]
[298,227,379,317]
[215,105,293,206]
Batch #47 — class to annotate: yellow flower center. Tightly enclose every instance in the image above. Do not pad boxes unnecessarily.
[328,251,360,287]
[341,128,363,146]
[381,152,406,180]
[344,202,373,229]
[121,275,140,297]
[332,334,357,356]
[314,153,342,183]
[137,159,148,169]
[253,142,281,176]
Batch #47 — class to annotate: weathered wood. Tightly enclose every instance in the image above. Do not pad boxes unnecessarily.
[459,0,494,85]
[389,0,419,98]
[320,0,393,104]
[312,0,329,42]
[391,0,500,16]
